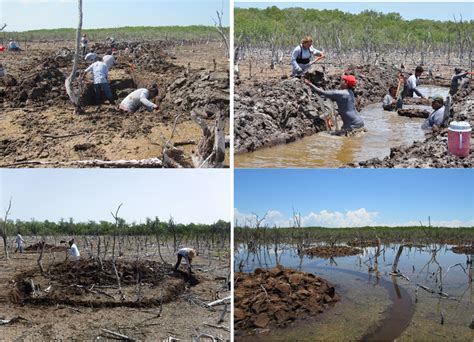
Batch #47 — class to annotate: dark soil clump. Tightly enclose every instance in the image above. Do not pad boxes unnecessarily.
[305,245,362,258]
[234,265,339,335]
[12,259,198,307]
[452,245,474,254]
[398,108,429,119]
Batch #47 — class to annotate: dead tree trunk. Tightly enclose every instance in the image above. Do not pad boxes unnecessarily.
[213,9,229,58]
[2,198,12,260]
[392,244,404,273]
[65,0,83,114]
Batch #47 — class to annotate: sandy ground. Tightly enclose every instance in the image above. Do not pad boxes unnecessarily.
[0,237,230,341]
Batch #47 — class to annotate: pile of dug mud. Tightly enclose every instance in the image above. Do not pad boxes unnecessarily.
[234,64,399,153]
[11,259,196,307]
[452,245,474,254]
[397,108,429,118]
[347,239,380,248]
[234,266,339,334]
[0,59,68,107]
[350,83,473,168]
[304,245,362,258]
[24,242,67,252]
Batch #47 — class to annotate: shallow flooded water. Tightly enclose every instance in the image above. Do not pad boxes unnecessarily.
[235,243,472,341]
[235,85,449,168]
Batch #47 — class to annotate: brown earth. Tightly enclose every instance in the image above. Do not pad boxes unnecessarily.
[0,41,229,167]
[347,239,381,248]
[451,245,474,254]
[234,265,339,337]
[0,236,230,341]
[397,108,430,119]
[304,245,363,258]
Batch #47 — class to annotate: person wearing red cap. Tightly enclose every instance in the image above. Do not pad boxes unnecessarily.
[304,75,364,131]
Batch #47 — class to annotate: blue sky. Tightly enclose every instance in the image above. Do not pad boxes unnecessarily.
[1,0,230,32]
[235,2,474,21]
[1,169,231,224]
[235,169,474,227]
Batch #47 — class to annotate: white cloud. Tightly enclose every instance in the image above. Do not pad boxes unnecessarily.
[234,208,474,228]
[234,208,379,228]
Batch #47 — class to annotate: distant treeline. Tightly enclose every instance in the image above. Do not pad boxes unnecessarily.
[235,226,474,243]
[235,7,473,52]
[3,25,228,42]
[2,218,230,238]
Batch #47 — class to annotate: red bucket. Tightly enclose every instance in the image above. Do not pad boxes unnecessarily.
[448,121,471,157]
[0,45,5,52]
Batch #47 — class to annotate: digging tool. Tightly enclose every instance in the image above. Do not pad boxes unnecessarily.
[395,74,404,109]
[296,54,326,77]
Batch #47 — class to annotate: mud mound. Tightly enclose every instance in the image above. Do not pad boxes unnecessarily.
[160,70,229,121]
[347,239,380,248]
[12,259,198,308]
[24,242,66,252]
[452,245,474,254]
[398,108,429,118]
[350,82,473,168]
[305,245,362,258]
[235,64,400,153]
[3,61,67,107]
[234,78,329,153]
[234,266,339,334]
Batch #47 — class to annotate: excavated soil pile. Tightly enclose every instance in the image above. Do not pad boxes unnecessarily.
[24,242,67,252]
[234,78,329,153]
[234,266,339,334]
[235,64,399,153]
[304,246,362,258]
[1,60,67,107]
[347,239,380,248]
[398,108,429,118]
[452,245,474,254]
[160,70,229,122]
[11,259,196,307]
[402,97,431,106]
[351,82,474,168]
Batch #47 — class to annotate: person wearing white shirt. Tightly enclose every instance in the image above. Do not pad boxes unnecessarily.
[84,51,98,63]
[119,85,158,113]
[81,33,88,55]
[102,52,115,70]
[174,247,196,273]
[67,239,80,261]
[15,233,25,253]
[403,66,425,98]
[83,61,115,104]
[291,36,325,77]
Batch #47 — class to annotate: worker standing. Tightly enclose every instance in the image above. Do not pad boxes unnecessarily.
[83,60,115,105]
[291,36,325,77]
[81,33,88,56]
[450,68,470,95]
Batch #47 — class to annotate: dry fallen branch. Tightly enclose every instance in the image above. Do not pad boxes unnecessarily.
[1,158,163,168]
[0,316,28,325]
[206,296,231,307]
[101,328,137,341]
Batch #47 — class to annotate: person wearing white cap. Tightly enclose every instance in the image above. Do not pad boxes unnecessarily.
[174,247,196,273]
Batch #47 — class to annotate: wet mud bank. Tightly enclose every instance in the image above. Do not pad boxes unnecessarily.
[234,265,339,337]
[234,64,399,154]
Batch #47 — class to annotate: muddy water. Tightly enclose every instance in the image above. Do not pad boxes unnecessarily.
[235,85,449,168]
[235,243,472,341]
